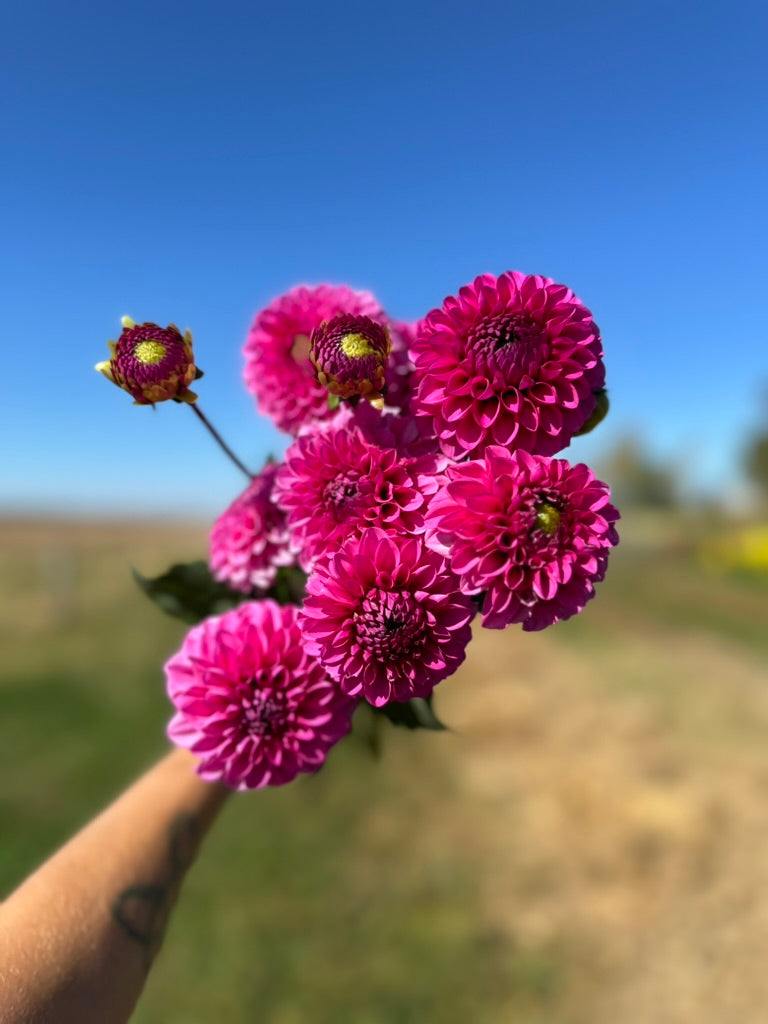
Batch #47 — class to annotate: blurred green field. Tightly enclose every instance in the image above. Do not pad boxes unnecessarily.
[1,513,768,1023]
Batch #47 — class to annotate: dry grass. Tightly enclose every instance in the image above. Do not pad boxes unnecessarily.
[2,514,768,1022]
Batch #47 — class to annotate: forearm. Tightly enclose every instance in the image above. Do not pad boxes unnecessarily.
[0,748,231,1024]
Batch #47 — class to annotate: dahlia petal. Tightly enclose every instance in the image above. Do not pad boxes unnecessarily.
[540,406,563,437]
[554,381,581,408]
[477,550,508,578]
[490,413,519,446]
[518,398,539,431]
[474,397,500,428]
[454,415,485,449]
[443,369,473,395]
[449,546,481,575]
[367,676,393,707]
[444,393,473,423]
[532,569,559,601]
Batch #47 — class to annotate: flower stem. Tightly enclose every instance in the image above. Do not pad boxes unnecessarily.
[189,404,254,480]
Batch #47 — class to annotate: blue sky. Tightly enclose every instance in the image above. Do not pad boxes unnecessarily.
[2,0,766,515]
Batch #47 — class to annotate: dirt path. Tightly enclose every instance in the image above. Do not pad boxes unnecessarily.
[431,625,768,1022]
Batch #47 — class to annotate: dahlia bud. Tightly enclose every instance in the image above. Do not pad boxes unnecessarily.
[95,316,201,405]
[309,314,391,409]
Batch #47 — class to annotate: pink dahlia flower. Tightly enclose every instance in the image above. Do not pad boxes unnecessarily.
[300,529,474,706]
[425,446,619,631]
[274,414,442,572]
[243,284,386,435]
[412,271,605,459]
[209,464,295,593]
[166,600,356,789]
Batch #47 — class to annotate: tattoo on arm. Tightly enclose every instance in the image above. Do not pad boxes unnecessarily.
[111,813,199,969]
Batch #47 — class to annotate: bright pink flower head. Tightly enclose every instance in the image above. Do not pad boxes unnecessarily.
[166,600,356,789]
[412,271,605,459]
[300,529,474,707]
[209,464,295,593]
[425,447,619,631]
[243,284,386,435]
[274,415,442,572]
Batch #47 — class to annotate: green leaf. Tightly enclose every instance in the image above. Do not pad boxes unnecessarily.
[268,566,307,606]
[353,702,384,758]
[133,561,309,625]
[375,695,448,731]
[133,560,244,624]
[574,388,609,437]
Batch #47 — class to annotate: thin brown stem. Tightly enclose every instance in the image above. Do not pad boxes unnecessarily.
[188,404,254,480]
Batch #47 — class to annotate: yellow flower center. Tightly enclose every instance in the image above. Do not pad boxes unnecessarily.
[133,339,167,365]
[340,332,377,358]
[535,502,561,535]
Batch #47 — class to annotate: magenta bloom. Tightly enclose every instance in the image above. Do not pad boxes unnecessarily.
[274,415,442,571]
[300,529,474,706]
[209,464,295,593]
[412,271,605,459]
[425,447,619,631]
[243,284,386,435]
[166,601,356,789]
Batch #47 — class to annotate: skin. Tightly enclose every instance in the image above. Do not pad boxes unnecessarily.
[0,749,230,1024]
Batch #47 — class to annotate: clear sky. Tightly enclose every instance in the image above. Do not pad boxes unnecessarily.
[2,0,766,516]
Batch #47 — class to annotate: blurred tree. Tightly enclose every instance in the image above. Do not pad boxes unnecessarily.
[742,387,768,502]
[600,436,678,508]
[744,431,768,500]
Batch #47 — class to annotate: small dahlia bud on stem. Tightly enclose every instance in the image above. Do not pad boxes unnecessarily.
[309,313,391,409]
[95,317,200,405]
[97,316,254,480]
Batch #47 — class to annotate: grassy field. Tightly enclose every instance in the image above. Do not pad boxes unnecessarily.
[1,513,768,1022]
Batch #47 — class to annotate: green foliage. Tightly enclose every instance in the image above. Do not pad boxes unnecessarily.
[133,560,243,623]
[574,387,609,437]
[375,695,447,731]
[601,437,678,508]
[133,562,307,624]
[744,431,768,497]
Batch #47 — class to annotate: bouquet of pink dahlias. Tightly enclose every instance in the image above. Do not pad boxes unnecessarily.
[99,272,618,791]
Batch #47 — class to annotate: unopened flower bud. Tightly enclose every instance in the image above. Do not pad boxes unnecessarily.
[96,316,200,405]
[309,314,391,409]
